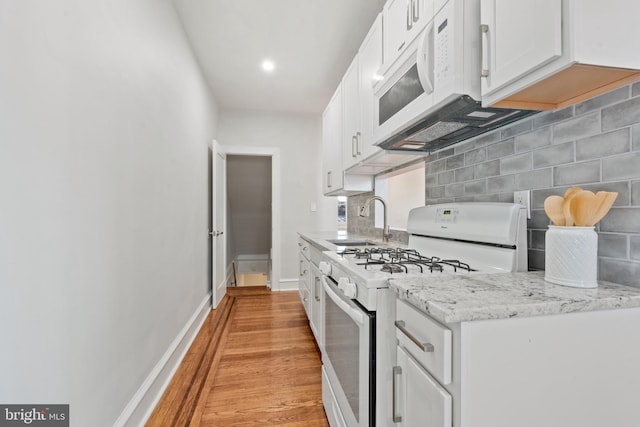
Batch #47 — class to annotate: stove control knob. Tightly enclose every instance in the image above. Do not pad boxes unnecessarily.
[319,261,332,276]
[338,277,357,299]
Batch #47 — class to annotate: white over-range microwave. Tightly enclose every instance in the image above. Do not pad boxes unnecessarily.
[373,0,536,153]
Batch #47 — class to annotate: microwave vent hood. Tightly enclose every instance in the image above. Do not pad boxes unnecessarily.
[377,96,538,153]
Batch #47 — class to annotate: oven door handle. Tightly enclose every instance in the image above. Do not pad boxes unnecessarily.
[322,278,365,326]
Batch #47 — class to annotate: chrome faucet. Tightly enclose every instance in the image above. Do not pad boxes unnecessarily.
[359,196,391,243]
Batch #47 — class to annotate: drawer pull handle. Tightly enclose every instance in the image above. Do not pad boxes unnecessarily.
[395,320,435,352]
[392,366,403,423]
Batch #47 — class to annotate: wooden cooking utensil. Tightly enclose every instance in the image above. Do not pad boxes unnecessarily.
[562,186,583,226]
[569,190,598,226]
[544,195,566,226]
[588,191,618,226]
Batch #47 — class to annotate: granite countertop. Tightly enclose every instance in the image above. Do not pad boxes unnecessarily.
[298,231,389,251]
[390,271,640,324]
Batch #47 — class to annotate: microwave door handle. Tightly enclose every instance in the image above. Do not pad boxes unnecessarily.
[322,277,365,325]
[416,21,434,95]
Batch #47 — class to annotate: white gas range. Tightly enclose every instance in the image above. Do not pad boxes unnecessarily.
[319,203,528,427]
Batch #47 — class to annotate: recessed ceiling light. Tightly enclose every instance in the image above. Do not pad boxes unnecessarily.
[261,60,275,73]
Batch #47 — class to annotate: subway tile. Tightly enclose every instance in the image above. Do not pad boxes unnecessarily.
[430,185,445,198]
[633,181,640,206]
[437,148,456,159]
[552,112,601,143]
[530,229,546,250]
[501,119,533,139]
[515,127,552,152]
[454,196,475,202]
[553,160,601,186]
[516,168,553,190]
[487,175,516,193]
[438,170,454,185]
[455,166,474,182]
[454,140,476,154]
[445,182,465,197]
[528,249,546,271]
[426,174,438,186]
[577,181,630,206]
[474,193,500,202]
[445,153,465,169]
[498,192,515,203]
[599,207,640,233]
[464,180,487,195]
[532,141,575,168]
[501,152,532,175]
[575,86,630,115]
[475,160,500,178]
[602,96,640,130]
[576,128,630,161]
[487,138,515,160]
[598,258,640,287]
[533,106,574,128]
[602,152,640,181]
[633,124,640,151]
[465,147,487,165]
[528,209,551,229]
[633,81,640,97]
[597,233,629,258]
[473,131,501,147]
[428,159,446,174]
[631,236,640,260]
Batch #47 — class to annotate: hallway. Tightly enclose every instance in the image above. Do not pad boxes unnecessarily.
[147,288,329,426]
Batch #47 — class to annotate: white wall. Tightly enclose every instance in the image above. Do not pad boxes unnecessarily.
[217,111,335,284]
[0,0,218,425]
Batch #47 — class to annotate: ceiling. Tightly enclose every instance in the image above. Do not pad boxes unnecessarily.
[173,0,386,115]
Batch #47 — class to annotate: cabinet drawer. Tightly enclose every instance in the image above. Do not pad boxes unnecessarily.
[298,237,311,260]
[395,299,452,385]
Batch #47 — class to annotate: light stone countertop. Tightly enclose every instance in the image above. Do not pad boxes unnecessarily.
[390,271,640,324]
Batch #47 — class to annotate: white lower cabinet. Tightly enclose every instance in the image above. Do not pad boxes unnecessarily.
[392,298,640,427]
[394,346,452,427]
[322,366,347,427]
[309,263,323,347]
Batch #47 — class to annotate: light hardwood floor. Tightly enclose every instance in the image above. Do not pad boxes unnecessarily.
[147,287,329,426]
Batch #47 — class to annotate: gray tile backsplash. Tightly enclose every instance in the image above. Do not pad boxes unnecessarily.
[348,83,640,287]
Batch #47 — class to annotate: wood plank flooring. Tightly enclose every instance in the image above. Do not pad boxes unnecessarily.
[147,287,328,427]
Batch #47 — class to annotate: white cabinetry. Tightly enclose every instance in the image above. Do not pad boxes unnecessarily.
[309,264,323,347]
[393,297,640,427]
[322,84,372,196]
[481,0,640,110]
[382,0,435,73]
[343,14,383,171]
[298,239,311,317]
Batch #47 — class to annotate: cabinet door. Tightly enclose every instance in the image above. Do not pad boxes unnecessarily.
[309,265,323,348]
[394,346,452,427]
[298,253,311,318]
[358,14,383,160]
[383,0,411,71]
[480,0,562,96]
[322,85,343,195]
[342,57,360,170]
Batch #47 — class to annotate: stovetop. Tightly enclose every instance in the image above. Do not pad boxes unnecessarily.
[337,247,476,275]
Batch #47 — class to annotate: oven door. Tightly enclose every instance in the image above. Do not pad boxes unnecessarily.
[321,274,374,427]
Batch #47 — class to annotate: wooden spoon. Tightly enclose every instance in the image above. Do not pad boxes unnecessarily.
[563,187,583,226]
[588,191,618,226]
[569,190,598,226]
[544,195,566,226]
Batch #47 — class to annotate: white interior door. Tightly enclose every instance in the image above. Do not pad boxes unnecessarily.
[211,140,226,308]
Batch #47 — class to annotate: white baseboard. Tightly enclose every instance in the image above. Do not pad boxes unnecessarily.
[272,278,299,291]
[114,294,211,427]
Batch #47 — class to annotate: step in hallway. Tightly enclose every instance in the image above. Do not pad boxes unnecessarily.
[147,287,330,426]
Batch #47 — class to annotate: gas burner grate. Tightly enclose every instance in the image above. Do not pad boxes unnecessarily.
[343,247,476,274]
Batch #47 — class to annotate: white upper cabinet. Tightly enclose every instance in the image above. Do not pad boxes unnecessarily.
[322,86,344,195]
[382,0,435,73]
[343,14,383,171]
[322,84,373,196]
[481,0,640,110]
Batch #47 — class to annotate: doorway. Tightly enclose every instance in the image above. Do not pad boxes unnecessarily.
[226,155,272,287]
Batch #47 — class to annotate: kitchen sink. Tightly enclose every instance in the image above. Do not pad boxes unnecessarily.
[326,239,379,247]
